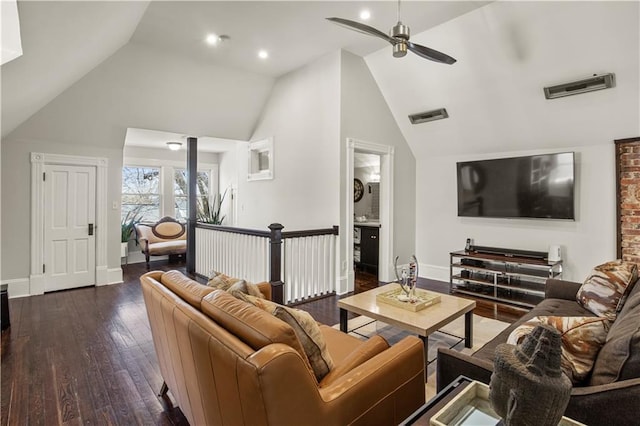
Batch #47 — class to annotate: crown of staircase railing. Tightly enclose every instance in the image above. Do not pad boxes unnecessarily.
[195,223,339,304]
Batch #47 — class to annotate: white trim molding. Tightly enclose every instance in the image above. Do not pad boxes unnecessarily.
[1,278,31,298]
[30,153,109,294]
[419,263,450,283]
[345,138,395,292]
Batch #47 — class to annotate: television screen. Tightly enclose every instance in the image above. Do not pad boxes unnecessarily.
[457,152,575,220]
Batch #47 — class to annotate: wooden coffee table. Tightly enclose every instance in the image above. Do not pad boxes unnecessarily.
[338,283,476,364]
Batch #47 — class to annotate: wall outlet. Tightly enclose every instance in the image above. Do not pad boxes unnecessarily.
[341,260,347,271]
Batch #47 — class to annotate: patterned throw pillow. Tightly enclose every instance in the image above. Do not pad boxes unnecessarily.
[507,316,610,384]
[207,271,265,299]
[576,260,638,320]
[206,271,241,290]
[239,294,335,382]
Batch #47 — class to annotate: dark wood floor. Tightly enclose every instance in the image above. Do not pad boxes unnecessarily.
[1,260,525,425]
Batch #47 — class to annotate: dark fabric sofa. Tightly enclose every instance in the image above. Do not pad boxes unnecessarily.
[437,278,640,426]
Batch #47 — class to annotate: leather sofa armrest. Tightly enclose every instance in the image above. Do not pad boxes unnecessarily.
[318,336,425,423]
[545,278,582,300]
[141,270,164,283]
[436,348,494,392]
[564,378,640,426]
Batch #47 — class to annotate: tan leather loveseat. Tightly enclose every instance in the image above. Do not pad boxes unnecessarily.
[135,217,187,268]
[140,270,425,426]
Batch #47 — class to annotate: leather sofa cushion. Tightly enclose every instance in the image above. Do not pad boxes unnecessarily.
[590,282,640,385]
[201,290,315,378]
[160,270,214,310]
[319,324,363,364]
[241,295,335,382]
[319,335,389,388]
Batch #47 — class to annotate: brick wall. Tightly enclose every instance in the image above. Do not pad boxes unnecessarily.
[617,139,640,265]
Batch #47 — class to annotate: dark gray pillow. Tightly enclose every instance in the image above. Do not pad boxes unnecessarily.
[589,283,640,385]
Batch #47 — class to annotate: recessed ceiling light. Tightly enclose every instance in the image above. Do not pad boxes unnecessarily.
[166,141,182,151]
[258,50,269,59]
[359,10,371,20]
[206,33,219,45]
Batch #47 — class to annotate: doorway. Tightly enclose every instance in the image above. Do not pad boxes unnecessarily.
[344,138,394,294]
[30,153,109,295]
[44,164,96,291]
[354,152,381,292]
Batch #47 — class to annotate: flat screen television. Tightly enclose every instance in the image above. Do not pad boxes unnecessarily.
[457,152,575,220]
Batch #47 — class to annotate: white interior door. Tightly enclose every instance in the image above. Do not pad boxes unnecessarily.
[44,164,96,291]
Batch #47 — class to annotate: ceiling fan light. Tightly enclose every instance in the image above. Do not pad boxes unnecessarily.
[359,10,371,20]
[166,141,182,151]
[393,42,407,58]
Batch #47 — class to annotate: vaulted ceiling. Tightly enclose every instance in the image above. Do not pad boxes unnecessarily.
[1,0,488,140]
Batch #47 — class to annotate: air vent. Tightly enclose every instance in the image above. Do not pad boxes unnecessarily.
[408,108,449,124]
[544,73,615,99]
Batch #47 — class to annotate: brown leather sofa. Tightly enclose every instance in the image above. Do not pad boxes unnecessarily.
[437,278,640,426]
[141,270,425,426]
[135,217,187,268]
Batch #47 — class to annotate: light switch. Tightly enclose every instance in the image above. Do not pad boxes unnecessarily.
[112,201,118,210]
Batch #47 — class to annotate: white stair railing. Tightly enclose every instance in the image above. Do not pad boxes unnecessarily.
[195,223,338,304]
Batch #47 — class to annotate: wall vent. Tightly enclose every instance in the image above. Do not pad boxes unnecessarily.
[544,73,615,99]
[408,108,449,124]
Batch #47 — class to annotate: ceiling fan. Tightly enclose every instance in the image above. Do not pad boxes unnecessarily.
[326,0,456,65]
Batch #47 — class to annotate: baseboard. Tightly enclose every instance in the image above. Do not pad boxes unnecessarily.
[336,272,351,295]
[1,278,31,298]
[419,263,450,283]
[99,268,123,286]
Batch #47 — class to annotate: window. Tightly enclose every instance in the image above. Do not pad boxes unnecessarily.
[122,166,161,221]
[174,169,210,221]
[248,137,273,181]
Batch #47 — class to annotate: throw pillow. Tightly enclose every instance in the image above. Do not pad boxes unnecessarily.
[207,271,241,290]
[207,271,265,299]
[576,260,638,321]
[319,335,389,388]
[240,294,335,382]
[227,280,266,299]
[507,316,610,384]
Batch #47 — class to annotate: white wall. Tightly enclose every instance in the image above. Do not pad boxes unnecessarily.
[366,1,639,281]
[1,138,124,291]
[1,41,274,290]
[340,50,417,282]
[418,145,615,282]
[238,51,342,231]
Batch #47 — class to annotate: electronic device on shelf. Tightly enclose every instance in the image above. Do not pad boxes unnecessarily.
[471,246,548,262]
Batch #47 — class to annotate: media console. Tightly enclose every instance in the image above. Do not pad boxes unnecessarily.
[449,247,563,309]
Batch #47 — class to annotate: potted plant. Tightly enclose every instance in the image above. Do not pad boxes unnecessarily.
[121,208,143,257]
[197,189,228,225]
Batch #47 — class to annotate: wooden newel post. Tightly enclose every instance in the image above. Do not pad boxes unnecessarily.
[268,223,284,304]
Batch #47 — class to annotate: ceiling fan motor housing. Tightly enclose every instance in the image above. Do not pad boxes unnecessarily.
[391,22,410,39]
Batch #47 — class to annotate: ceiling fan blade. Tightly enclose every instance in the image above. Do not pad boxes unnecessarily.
[407,41,457,65]
[326,17,396,45]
